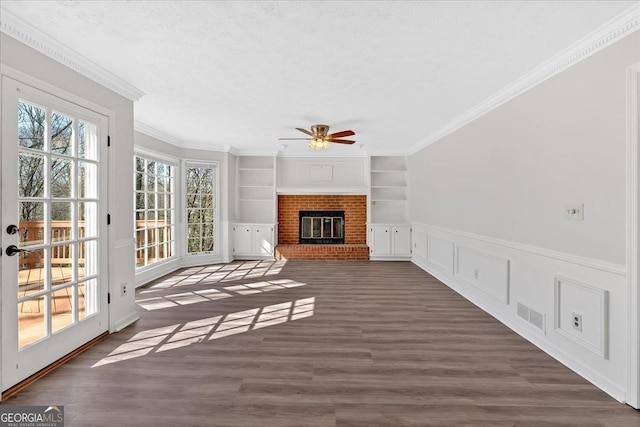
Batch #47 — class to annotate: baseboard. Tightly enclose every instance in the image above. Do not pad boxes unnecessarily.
[370,255,412,261]
[134,258,181,288]
[412,256,626,402]
[233,255,275,260]
[113,313,140,333]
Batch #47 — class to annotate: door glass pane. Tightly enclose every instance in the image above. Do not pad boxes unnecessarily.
[78,121,98,160]
[18,102,46,150]
[18,296,46,349]
[18,248,45,296]
[79,240,98,279]
[51,244,73,287]
[19,201,45,246]
[135,173,145,191]
[79,202,98,238]
[51,201,73,242]
[147,193,156,210]
[78,279,98,320]
[51,157,72,198]
[51,286,73,333]
[51,112,73,156]
[78,161,97,199]
[19,152,45,197]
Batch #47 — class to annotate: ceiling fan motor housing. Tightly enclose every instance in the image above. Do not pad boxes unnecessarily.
[311,124,330,137]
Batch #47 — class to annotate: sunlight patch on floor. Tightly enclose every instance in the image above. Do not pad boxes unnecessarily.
[92,297,315,368]
[136,279,307,311]
[140,260,288,293]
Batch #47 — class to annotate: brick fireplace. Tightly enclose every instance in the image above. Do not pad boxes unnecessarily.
[275,195,369,260]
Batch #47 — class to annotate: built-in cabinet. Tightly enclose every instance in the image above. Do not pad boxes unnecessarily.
[235,156,276,258]
[369,224,412,259]
[369,156,410,260]
[232,224,275,258]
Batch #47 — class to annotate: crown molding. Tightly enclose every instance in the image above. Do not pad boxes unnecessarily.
[134,121,185,148]
[0,7,145,102]
[408,2,640,155]
[135,121,235,154]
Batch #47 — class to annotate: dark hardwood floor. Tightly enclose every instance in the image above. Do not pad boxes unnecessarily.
[3,260,639,426]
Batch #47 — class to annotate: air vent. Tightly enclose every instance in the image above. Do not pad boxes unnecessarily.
[517,301,545,333]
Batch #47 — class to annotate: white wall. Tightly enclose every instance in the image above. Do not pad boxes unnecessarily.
[409,33,640,402]
[1,33,138,331]
[277,156,368,193]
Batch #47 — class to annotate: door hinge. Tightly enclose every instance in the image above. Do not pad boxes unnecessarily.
[107,214,111,225]
[108,292,111,304]
[107,135,111,147]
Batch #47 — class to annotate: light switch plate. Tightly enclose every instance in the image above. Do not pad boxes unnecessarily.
[565,203,584,220]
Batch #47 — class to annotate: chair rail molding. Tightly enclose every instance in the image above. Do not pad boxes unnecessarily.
[412,222,626,276]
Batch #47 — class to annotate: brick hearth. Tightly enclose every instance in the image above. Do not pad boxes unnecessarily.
[276,195,369,260]
[275,244,370,261]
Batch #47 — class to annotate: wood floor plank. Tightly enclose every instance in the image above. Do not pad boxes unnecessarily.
[1,260,638,426]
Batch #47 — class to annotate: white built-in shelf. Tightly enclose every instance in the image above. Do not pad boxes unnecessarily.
[370,156,408,224]
[237,156,276,223]
[371,156,407,171]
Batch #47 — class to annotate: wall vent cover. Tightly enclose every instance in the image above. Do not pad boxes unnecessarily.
[517,301,545,333]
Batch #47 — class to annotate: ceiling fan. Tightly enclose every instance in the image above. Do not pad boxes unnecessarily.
[279,124,355,150]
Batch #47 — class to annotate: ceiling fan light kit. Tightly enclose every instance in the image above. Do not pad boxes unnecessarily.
[279,124,356,150]
[309,138,330,150]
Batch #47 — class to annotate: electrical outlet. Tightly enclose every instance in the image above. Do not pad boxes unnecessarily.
[121,283,127,297]
[571,312,582,332]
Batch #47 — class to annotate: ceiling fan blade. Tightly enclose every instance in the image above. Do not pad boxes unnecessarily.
[327,130,355,139]
[278,137,312,140]
[327,139,356,144]
[295,127,314,136]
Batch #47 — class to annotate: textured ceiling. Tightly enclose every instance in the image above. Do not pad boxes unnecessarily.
[1,1,636,155]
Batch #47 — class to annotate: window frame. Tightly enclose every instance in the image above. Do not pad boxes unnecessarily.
[133,151,178,270]
[183,161,220,256]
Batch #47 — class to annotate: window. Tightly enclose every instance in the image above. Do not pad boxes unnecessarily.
[186,164,216,254]
[135,155,175,268]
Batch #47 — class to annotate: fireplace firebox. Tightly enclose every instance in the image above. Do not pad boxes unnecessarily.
[299,210,345,244]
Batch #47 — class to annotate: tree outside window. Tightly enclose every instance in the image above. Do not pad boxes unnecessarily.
[186,165,215,254]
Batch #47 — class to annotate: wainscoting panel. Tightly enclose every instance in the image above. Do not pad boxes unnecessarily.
[456,245,510,304]
[555,276,609,358]
[413,229,428,259]
[427,236,455,274]
[411,222,627,402]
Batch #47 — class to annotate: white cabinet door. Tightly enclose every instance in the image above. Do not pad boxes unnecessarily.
[233,225,253,255]
[392,226,411,255]
[370,226,391,255]
[254,226,274,255]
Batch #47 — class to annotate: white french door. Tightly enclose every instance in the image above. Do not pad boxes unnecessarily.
[1,77,109,391]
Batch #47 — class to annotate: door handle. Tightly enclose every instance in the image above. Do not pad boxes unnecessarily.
[6,225,19,235]
[5,245,33,257]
